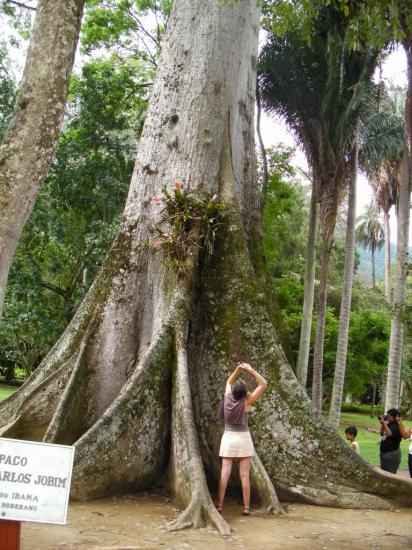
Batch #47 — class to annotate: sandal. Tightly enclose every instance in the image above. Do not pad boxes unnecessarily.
[242,507,250,516]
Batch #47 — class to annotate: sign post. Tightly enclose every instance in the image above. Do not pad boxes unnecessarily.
[0,438,75,548]
[0,519,21,550]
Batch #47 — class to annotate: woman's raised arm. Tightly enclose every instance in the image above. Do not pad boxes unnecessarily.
[225,364,243,395]
[242,364,267,405]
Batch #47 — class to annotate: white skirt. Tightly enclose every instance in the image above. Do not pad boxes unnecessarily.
[219,430,255,458]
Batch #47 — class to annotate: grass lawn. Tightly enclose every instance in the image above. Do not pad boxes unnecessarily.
[0,384,17,402]
[339,412,412,469]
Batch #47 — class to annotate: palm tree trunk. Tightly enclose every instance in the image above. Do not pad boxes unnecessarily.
[385,41,412,410]
[296,187,318,387]
[384,210,391,303]
[311,236,333,412]
[371,244,376,289]
[371,382,376,418]
[328,142,358,429]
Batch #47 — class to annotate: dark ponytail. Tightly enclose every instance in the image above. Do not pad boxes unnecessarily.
[232,380,247,401]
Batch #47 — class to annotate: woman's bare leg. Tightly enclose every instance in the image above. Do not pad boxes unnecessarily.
[239,457,251,511]
[217,458,233,508]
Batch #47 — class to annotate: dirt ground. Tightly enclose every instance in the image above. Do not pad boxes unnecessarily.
[21,484,412,550]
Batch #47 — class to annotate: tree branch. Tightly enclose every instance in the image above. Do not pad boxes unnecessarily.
[39,280,68,300]
[6,0,36,11]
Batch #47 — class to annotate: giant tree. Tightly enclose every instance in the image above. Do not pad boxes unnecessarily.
[0,0,411,535]
[0,0,85,318]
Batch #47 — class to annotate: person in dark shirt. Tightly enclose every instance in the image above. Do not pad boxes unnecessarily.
[379,408,402,474]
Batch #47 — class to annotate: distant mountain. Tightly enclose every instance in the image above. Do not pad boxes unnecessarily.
[357,243,412,282]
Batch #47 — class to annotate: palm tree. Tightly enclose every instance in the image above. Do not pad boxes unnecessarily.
[259,19,379,410]
[385,42,411,409]
[296,185,318,387]
[359,86,404,300]
[356,204,385,288]
[328,135,358,428]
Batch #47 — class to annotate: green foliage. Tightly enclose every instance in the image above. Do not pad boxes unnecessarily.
[82,0,172,71]
[262,0,412,51]
[259,19,378,167]
[263,145,309,278]
[0,0,33,37]
[261,146,379,392]
[0,50,16,140]
[0,56,146,375]
[307,292,391,401]
[340,403,382,414]
[0,384,16,402]
[150,184,227,276]
[329,309,390,398]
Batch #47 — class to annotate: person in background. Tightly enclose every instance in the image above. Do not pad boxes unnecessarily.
[379,409,402,474]
[216,362,267,516]
[395,415,412,478]
[345,425,360,454]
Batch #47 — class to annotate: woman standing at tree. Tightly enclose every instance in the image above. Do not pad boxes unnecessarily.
[216,363,267,515]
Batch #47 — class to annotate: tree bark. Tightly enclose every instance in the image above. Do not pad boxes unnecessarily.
[0,0,411,531]
[0,0,85,318]
[296,186,318,387]
[311,236,333,412]
[328,141,357,429]
[384,209,391,302]
[385,42,412,411]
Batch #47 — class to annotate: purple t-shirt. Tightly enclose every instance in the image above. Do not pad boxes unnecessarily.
[218,394,246,425]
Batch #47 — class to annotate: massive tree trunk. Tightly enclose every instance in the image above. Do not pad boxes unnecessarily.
[383,209,391,302]
[296,186,318,387]
[328,142,357,429]
[0,0,411,534]
[385,41,412,410]
[0,0,85,318]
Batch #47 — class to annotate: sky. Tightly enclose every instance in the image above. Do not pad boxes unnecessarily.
[258,47,409,243]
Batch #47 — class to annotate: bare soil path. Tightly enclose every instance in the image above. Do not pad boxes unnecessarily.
[21,490,412,550]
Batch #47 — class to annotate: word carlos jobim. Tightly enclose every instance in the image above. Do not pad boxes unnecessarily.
[0,453,68,488]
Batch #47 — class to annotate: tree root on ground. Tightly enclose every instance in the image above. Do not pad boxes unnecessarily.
[167,314,231,535]
[0,357,76,439]
[276,483,392,509]
[250,453,284,515]
[70,328,173,499]
[43,333,91,444]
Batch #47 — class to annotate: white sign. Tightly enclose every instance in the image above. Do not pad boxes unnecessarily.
[0,437,74,524]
